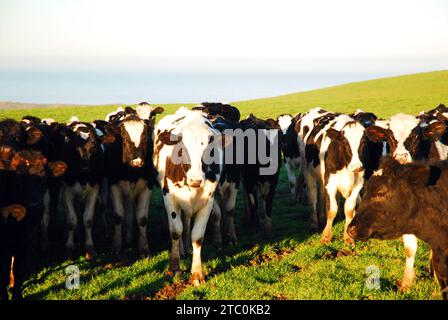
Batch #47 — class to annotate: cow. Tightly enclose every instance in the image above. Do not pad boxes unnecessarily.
[194,102,241,247]
[364,113,446,289]
[192,102,241,123]
[103,103,163,256]
[153,107,231,286]
[59,118,105,260]
[0,149,66,300]
[294,108,338,231]
[347,156,448,300]
[277,113,306,206]
[238,114,281,238]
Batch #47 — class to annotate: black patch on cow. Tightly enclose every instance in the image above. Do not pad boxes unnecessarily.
[428,165,442,185]
[162,186,169,195]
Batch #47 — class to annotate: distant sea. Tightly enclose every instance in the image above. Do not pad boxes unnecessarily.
[0,69,402,105]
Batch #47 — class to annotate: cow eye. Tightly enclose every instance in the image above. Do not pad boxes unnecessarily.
[376,190,387,198]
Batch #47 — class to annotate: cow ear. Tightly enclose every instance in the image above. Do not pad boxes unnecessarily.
[265,118,279,129]
[48,161,67,177]
[365,125,389,143]
[423,121,446,141]
[101,134,116,145]
[26,127,43,145]
[397,165,432,186]
[105,124,120,136]
[158,131,182,145]
[125,106,136,115]
[326,128,342,140]
[151,107,164,115]
[378,155,400,177]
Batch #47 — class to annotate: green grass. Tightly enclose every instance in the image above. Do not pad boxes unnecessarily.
[2,70,447,300]
[18,168,440,300]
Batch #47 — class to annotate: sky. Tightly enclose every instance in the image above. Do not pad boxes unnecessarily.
[0,0,447,72]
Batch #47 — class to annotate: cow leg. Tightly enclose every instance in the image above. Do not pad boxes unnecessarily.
[136,187,151,258]
[64,188,77,258]
[401,234,418,290]
[110,185,124,254]
[223,183,238,245]
[297,167,308,205]
[124,194,134,248]
[261,183,275,238]
[11,253,24,300]
[244,184,259,232]
[321,183,338,244]
[285,161,297,206]
[83,184,99,261]
[164,197,183,276]
[343,183,363,245]
[190,200,214,286]
[40,189,51,252]
[0,253,11,300]
[211,200,222,251]
[305,171,319,232]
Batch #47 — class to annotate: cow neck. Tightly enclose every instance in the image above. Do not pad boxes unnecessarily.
[409,207,448,252]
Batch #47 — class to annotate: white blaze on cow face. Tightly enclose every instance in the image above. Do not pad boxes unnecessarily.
[123,120,145,148]
[388,114,420,164]
[277,114,292,135]
[341,122,366,173]
[181,125,212,188]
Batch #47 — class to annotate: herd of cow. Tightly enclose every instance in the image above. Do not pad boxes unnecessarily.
[1,101,448,300]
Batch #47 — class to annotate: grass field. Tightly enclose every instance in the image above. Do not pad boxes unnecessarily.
[1,70,447,300]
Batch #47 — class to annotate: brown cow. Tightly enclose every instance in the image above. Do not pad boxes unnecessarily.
[347,156,448,299]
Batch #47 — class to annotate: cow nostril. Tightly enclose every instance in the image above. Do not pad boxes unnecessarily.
[188,179,203,188]
[130,159,144,168]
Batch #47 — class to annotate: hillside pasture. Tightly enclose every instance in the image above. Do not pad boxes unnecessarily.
[1,70,447,300]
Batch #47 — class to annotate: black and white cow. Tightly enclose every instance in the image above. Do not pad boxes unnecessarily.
[59,117,105,260]
[103,103,163,256]
[153,107,231,285]
[364,113,447,289]
[194,102,241,247]
[238,114,281,238]
[294,108,338,231]
[277,113,305,206]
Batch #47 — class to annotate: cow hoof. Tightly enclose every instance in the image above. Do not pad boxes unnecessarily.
[309,223,319,234]
[167,269,183,277]
[190,272,205,287]
[139,248,150,259]
[11,289,23,301]
[320,236,332,245]
[85,249,97,262]
[344,236,355,246]
[398,280,413,292]
[65,248,75,261]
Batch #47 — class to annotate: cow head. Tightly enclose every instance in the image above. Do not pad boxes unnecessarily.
[65,121,98,172]
[347,156,440,241]
[158,121,231,189]
[365,114,446,164]
[0,119,23,149]
[11,150,48,176]
[117,115,149,168]
[326,122,366,173]
[350,109,378,128]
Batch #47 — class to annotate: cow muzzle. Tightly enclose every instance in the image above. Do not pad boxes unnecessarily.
[348,163,364,173]
[130,158,144,168]
[187,178,204,189]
